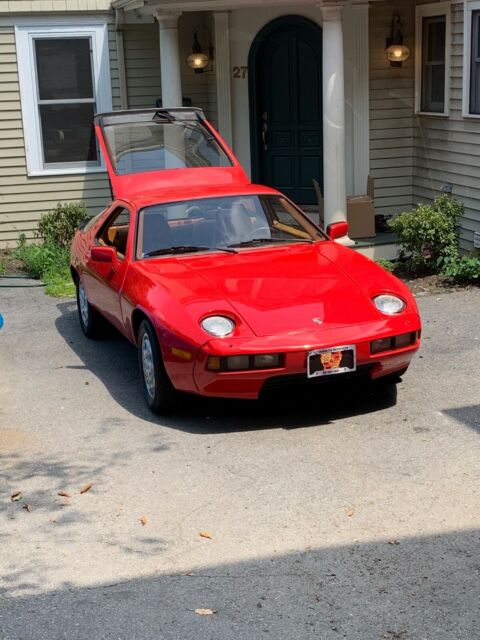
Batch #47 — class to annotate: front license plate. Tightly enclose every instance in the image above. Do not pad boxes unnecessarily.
[307,345,356,378]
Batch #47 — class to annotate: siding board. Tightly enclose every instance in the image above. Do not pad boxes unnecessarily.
[0,22,119,247]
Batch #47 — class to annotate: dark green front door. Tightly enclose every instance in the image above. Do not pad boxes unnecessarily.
[250,17,323,205]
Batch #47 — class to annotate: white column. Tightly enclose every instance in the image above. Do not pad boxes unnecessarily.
[352,2,370,195]
[213,11,233,146]
[321,4,349,234]
[154,12,182,108]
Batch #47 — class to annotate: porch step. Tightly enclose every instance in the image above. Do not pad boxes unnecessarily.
[353,232,399,261]
[303,209,400,261]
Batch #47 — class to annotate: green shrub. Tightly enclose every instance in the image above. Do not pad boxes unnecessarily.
[36,202,87,249]
[376,259,395,273]
[439,253,480,283]
[389,195,463,274]
[0,259,5,275]
[15,234,74,297]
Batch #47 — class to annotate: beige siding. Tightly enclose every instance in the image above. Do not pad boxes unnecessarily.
[0,23,120,248]
[0,1,111,12]
[413,2,480,251]
[369,0,416,218]
[123,14,217,125]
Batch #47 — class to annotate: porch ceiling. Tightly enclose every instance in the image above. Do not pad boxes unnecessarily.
[112,0,378,13]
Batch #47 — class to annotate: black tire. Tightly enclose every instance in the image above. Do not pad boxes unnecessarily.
[137,319,178,414]
[76,278,103,339]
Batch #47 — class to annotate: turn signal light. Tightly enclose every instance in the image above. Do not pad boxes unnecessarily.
[206,353,283,372]
[371,332,417,354]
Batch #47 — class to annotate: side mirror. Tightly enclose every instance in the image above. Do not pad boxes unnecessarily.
[327,221,349,241]
[91,245,117,264]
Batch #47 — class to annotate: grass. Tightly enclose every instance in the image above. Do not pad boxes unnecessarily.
[14,238,75,298]
[0,259,5,275]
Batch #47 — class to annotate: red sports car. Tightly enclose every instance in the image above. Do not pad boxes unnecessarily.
[71,108,421,414]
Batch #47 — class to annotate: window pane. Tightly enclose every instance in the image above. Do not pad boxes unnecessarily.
[39,103,97,163]
[426,18,446,61]
[470,11,480,114]
[421,15,446,112]
[35,38,93,100]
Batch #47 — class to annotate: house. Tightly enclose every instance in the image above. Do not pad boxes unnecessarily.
[1,0,479,254]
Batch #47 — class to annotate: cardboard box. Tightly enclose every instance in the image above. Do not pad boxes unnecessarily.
[314,176,376,239]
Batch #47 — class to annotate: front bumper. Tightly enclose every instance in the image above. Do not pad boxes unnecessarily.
[182,314,421,399]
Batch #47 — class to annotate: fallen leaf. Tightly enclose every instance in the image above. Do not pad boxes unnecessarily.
[184,572,194,576]
[346,507,355,517]
[57,491,71,498]
[22,504,31,512]
[140,515,148,526]
[199,530,213,539]
[195,608,217,616]
[388,540,400,545]
[79,483,93,494]
[10,491,22,502]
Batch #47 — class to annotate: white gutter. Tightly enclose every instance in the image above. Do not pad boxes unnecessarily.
[115,7,128,110]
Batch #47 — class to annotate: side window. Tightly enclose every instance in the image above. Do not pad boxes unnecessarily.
[415,3,450,116]
[98,207,131,258]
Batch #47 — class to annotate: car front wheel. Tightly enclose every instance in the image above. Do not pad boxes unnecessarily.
[138,319,178,414]
[76,279,102,338]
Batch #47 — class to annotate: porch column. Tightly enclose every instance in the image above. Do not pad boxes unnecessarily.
[154,11,182,108]
[213,11,233,146]
[321,4,349,235]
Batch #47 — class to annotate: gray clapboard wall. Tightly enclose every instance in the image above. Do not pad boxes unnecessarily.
[0,20,119,247]
[369,0,415,219]
[414,2,480,251]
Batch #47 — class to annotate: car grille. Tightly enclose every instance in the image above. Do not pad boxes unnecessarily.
[260,364,374,394]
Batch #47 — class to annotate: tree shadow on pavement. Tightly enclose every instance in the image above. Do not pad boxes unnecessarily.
[55,301,398,434]
[0,528,478,640]
[442,405,480,434]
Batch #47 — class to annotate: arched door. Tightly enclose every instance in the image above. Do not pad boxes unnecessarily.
[249,16,323,204]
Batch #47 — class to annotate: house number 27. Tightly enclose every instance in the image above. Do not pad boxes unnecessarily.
[233,66,248,79]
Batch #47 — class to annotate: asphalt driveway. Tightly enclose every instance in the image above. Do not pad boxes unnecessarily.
[0,282,479,640]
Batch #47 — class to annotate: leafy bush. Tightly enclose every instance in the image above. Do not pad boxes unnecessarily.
[389,195,463,274]
[15,234,74,297]
[439,253,480,283]
[0,259,5,275]
[376,259,395,273]
[36,202,87,249]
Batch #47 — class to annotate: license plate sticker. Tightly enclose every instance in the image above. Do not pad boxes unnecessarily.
[307,345,356,378]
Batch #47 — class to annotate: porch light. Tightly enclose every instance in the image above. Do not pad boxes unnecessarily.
[187,33,210,73]
[385,15,410,67]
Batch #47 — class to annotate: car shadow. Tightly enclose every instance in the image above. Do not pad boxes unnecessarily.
[55,300,397,433]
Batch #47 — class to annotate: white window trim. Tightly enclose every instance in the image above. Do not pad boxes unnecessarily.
[15,20,113,177]
[462,0,480,118]
[415,2,451,117]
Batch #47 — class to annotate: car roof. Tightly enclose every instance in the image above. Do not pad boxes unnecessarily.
[125,183,282,209]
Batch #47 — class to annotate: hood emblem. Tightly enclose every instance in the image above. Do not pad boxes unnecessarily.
[312,318,323,325]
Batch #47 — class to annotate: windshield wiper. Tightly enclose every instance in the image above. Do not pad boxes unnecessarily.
[143,245,237,257]
[227,238,313,248]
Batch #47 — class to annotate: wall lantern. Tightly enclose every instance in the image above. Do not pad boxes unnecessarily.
[187,31,213,73]
[385,15,410,67]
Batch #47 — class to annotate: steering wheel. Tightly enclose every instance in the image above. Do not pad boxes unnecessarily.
[185,205,205,219]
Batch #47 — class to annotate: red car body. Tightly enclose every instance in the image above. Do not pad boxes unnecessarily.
[71,109,421,409]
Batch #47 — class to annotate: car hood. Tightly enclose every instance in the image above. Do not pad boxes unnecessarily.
[181,243,382,337]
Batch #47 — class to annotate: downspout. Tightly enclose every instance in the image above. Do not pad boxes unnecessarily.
[115,8,128,109]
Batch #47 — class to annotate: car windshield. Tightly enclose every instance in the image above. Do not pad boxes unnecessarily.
[103,120,232,175]
[137,195,325,258]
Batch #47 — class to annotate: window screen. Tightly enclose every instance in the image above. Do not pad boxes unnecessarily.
[34,37,98,165]
[421,15,446,113]
[470,10,480,114]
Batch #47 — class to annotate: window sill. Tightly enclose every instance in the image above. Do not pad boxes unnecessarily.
[415,111,450,117]
[462,112,480,119]
[27,166,107,178]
